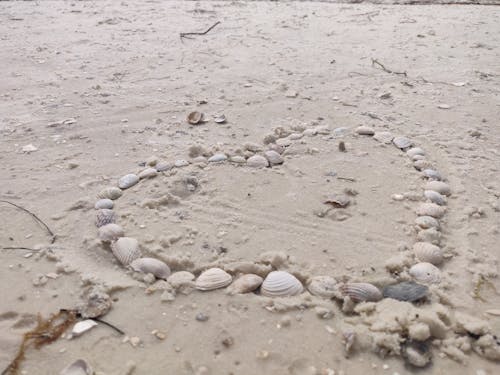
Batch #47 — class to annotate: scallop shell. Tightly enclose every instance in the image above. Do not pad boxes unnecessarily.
[424,181,451,196]
[227,274,263,294]
[261,271,303,297]
[324,194,350,208]
[413,242,443,265]
[382,281,428,302]
[130,257,171,279]
[415,216,440,230]
[94,199,114,210]
[97,187,123,200]
[111,237,141,266]
[187,111,204,125]
[95,209,115,228]
[416,203,445,218]
[340,282,382,302]
[118,174,139,189]
[307,276,339,298]
[409,262,441,284]
[392,136,413,150]
[195,268,232,291]
[424,190,447,206]
[417,228,441,245]
[60,359,93,375]
[98,223,124,242]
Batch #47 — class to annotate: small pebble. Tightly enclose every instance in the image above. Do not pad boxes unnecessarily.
[196,312,209,322]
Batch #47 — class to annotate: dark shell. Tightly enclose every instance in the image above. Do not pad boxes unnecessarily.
[383,281,428,302]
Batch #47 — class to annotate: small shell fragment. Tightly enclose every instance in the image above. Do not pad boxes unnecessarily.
[130,258,171,279]
[382,281,428,302]
[261,271,303,297]
[195,268,232,291]
[214,114,226,123]
[208,153,227,163]
[95,209,115,228]
[72,319,98,337]
[227,274,263,294]
[409,262,441,284]
[307,276,339,298]
[373,131,393,144]
[111,237,141,266]
[324,194,350,208]
[187,111,204,125]
[413,242,443,265]
[340,282,382,302]
[392,136,413,150]
[98,223,124,242]
[60,359,93,375]
[118,174,139,189]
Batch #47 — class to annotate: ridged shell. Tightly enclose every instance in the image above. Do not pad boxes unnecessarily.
[97,187,123,200]
[195,268,232,291]
[130,258,171,279]
[409,262,441,284]
[261,271,303,297]
[60,359,93,375]
[111,237,141,266]
[95,209,115,228]
[424,190,447,206]
[340,282,382,302]
[424,181,451,196]
[415,216,440,230]
[118,174,139,189]
[383,281,428,302]
[98,223,124,242]
[228,274,263,294]
[416,203,446,218]
[94,199,114,210]
[307,276,339,298]
[393,136,413,150]
[413,242,443,265]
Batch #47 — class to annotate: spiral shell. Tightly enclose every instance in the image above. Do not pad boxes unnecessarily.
[227,274,263,294]
[382,281,428,302]
[111,237,141,266]
[97,187,123,200]
[130,257,171,279]
[260,271,303,297]
[413,242,443,265]
[95,209,115,228]
[416,203,446,218]
[98,223,124,242]
[307,276,339,298]
[340,282,382,302]
[118,174,139,189]
[195,268,232,291]
[409,262,441,284]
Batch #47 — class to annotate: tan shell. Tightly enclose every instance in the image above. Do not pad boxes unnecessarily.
[415,216,440,230]
[415,203,446,218]
[97,187,123,200]
[95,209,115,228]
[130,258,171,279]
[307,276,339,298]
[195,268,232,291]
[187,111,204,125]
[260,271,303,297]
[60,359,93,375]
[111,237,141,266]
[340,282,382,302]
[98,223,124,242]
[227,274,263,294]
[413,243,443,265]
[409,262,441,284]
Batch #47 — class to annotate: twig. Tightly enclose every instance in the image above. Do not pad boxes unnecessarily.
[1,247,39,251]
[180,21,220,40]
[337,177,356,182]
[371,58,407,77]
[0,200,56,244]
[91,317,125,335]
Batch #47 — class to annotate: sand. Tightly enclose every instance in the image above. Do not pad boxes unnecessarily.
[1,1,499,374]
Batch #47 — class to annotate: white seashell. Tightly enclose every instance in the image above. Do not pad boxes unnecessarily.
[195,268,232,291]
[60,359,93,375]
[307,276,339,298]
[174,159,189,168]
[412,154,426,161]
[260,271,303,297]
[155,161,174,172]
[138,168,157,179]
[422,169,442,181]
[247,155,269,168]
[406,147,425,158]
[97,187,122,200]
[208,153,227,163]
[227,274,263,294]
[94,199,114,210]
[130,258,171,279]
[424,190,447,206]
[416,203,446,218]
[118,174,139,189]
[214,114,226,123]
[355,126,375,136]
[414,159,433,171]
[373,131,393,144]
[230,156,246,164]
[409,262,441,284]
[264,150,284,165]
[413,242,443,265]
[111,237,141,266]
[424,181,451,196]
[392,136,413,150]
[167,271,195,289]
[72,319,98,337]
[415,216,440,230]
[340,282,382,302]
[95,209,115,228]
[98,223,124,242]
[187,111,204,125]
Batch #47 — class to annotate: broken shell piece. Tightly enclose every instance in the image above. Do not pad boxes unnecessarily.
[195,268,232,291]
[72,319,98,337]
[382,281,428,302]
[60,359,93,375]
[324,194,350,208]
[187,111,204,125]
[130,258,171,279]
[392,136,413,150]
[111,237,141,266]
[307,276,339,298]
[98,223,125,242]
[409,262,441,284]
[413,242,443,265]
[228,274,263,294]
[214,114,226,123]
[95,209,115,228]
[416,203,446,218]
[340,282,382,303]
[261,271,303,297]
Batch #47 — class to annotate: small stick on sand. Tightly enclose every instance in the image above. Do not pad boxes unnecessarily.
[1,247,39,252]
[180,21,221,40]
[371,58,407,77]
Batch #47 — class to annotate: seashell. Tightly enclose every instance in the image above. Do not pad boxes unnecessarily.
[111,237,141,266]
[383,281,428,302]
[414,159,433,171]
[130,257,171,279]
[95,209,115,228]
[60,359,93,375]
[424,181,450,196]
[407,147,425,158]
[187,111,204,125]
[208,153,227,163]
[392,136,413,150]
[424,190,447,206]
[227,274,263,294]
[324,194,350,208]
[409,262,441,284]
[174,159,189,168]
[417,228,441,245]
[97,187,122,200]
[98,223,124,242]
[118,174,139,189]
[402,341,432,368]
[72,319,98,337]
[230,155,246,164]
[138,168,157,179]
[413,242,443,265]
[246,155,269,168]
[415,216,440,230]
[340,282,382,302]
[195,268,232,291]
[373,131,393,144]
[412,154,426,161]
[264,150,284,165]
[94,199,113,210]
[167,271,195,289]
[307,276,339,298]
[355,126,375,136]
[155,161,174,172]
[422,169,442,181]
[214,114,226,123]
[416,203,446,218]
[78,287,112,319]
[261,271,303,297]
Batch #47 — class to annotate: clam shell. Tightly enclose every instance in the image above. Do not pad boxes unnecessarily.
[307,276,339,298]
[60,359,93,375]
[261,271,303,297]
[382,281,428,302]
[324,194,350,208]
[409,262,441,284]
[98,223,124,242]
[208,153,227,163]
[195,268,232,291]
[340,282,382,302]
[94,199,114,210]
[138,168,157,179]
[228,274,263,294]
[416,203,446,218]
[118,174,139,189]
[246,155,269,168]
[422,169,442,181]
[187,111,204,125]
[264,150,284,165]
[424,190,447,206]
[155,161,174,172]
[415,216,440,230]
[111,237,141,266]
[392,136,413,150]
[130,257,171,279]
[95,209,115,228]
[407,147,425,158]
[424,181,451,196]
[97,187,122,200]
[413,242,443,265]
